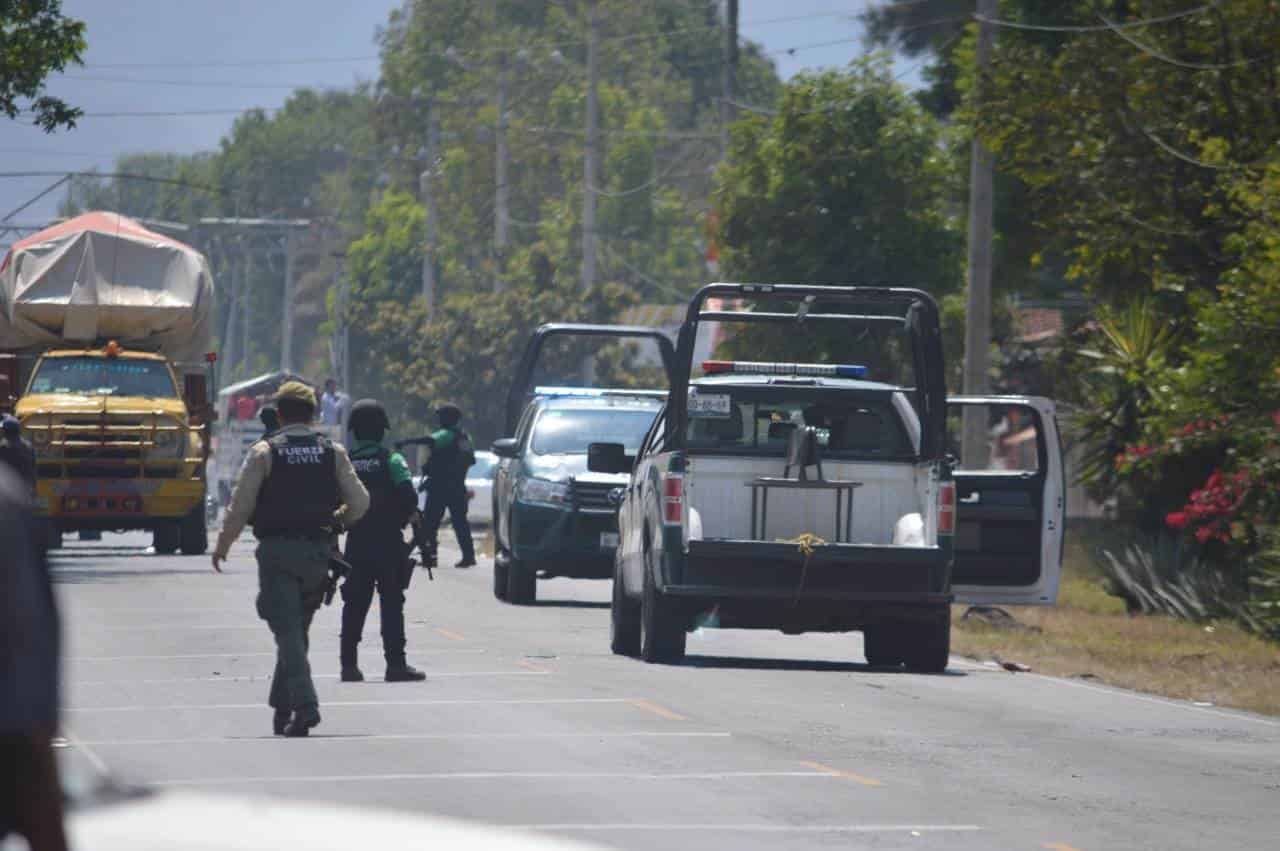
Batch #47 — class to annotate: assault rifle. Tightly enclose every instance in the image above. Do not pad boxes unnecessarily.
[324,550,352,606]
[401,510,435,589]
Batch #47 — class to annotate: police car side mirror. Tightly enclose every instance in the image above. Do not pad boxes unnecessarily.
[587,442,630,475]
[492,438,519,459]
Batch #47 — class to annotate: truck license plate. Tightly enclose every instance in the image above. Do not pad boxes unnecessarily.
[599,532,620,550]
[688,391,732,418]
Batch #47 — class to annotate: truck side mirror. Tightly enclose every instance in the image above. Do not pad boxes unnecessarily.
[491,438,519,459]
[587,442,631,475]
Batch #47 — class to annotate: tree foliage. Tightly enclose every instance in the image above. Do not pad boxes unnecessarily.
[710,60,963,369]
[0,0,85,131]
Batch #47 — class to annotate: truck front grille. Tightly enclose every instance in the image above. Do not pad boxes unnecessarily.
[571,480,618,512]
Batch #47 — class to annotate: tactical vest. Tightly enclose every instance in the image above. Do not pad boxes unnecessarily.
[253,432,339,538]
[347,445,397,541]
[427,427,473,485]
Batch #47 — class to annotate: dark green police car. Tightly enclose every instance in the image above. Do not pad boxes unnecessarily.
[491,323,675,604]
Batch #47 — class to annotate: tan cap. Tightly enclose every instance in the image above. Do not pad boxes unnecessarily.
[274,380,317,408]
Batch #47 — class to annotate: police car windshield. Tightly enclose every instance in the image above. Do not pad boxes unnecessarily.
[532,408,656,455]
[29,356,178,398]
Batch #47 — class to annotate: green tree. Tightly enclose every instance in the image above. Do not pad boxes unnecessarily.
[1,0,85,131]
[710,61,963,368]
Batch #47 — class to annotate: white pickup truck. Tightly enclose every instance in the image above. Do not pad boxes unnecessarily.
[596,284,1064,670]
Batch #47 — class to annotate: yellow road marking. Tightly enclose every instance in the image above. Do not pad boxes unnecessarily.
[435,628,466,642]
[1043,844,1084,851]
[800,760,883,788]
[628,698,686,721]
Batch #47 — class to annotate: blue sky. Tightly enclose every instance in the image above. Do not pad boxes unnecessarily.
[1,1,904,224]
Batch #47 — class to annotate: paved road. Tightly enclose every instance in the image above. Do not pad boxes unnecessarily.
[52,530,1280,850]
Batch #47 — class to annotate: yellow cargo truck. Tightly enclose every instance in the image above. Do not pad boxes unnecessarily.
[0,213,216,554]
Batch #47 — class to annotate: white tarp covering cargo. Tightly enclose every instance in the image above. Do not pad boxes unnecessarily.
[0,212,214,366]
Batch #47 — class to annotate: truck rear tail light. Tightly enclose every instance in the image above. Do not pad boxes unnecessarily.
[938,481,955,535]
[662,473,683,525]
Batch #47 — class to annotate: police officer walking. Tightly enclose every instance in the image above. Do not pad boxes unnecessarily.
[340,399,426,683]
[212,382,369,737]
[420,403,477,568]
[0,415,36,494]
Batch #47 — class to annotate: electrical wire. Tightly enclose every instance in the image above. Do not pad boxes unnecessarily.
[85,10,856,71]
[1096,12,1270,70]
[974,3,1217,34]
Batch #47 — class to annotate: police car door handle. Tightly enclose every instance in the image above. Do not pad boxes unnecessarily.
[959,492,980,504]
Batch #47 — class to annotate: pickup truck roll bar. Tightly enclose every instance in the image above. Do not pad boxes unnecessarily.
[668,283,948,459]
[504,323,678,436]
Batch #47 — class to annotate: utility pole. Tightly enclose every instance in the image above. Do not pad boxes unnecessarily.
[581,0,599,294]
[218,243,240,387]
[240,251,250,378]
[720,0,738,153]
[961,0,997,468]
[420,102,440,315]
[330,252,349,395]
[281,229,296,373]
[494,60,510,292]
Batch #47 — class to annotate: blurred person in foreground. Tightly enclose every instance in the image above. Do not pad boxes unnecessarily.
[212,382,369,737]
[340,399,425,683]
[0,414,36,494]
[419,404,477,569]
[0,466,67,851]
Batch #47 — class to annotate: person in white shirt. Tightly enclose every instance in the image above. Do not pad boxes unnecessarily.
[319,378,348,427]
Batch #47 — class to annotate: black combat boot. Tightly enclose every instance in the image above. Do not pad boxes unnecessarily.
[283,705,322,737]
[340,643,363,682]
[454,557,477,568]
[385,662,427,682]
[272,709,290,736]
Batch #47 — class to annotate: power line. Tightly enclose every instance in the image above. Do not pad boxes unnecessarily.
[974,3,1216,34]
[82,10,855,71]
[58,74,351,90]
[1096,12,1269,70]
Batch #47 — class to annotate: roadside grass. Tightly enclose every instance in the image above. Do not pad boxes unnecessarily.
[952,536,1280,716]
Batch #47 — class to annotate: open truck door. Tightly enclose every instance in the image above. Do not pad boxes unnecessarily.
[504,323,677,435]
[947,396,1065,606]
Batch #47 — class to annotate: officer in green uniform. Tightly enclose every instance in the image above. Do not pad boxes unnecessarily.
[212,382,369,737]
[420,403,477,568]
[340,399,426,683]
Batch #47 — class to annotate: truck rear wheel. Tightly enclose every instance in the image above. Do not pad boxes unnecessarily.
[640,545,685,664]
[862,626,904,668]
[179,504,208,555]
[153,521,180,555]
[610,559,640,656]
[902,607,951,674]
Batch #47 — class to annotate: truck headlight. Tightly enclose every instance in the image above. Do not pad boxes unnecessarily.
[516,477,569,507]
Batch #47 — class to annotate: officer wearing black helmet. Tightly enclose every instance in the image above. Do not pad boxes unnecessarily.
[340,399,426,682]
[420,403,477,569]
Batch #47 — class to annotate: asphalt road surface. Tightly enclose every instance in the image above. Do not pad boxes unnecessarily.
[52,529,1280,850]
